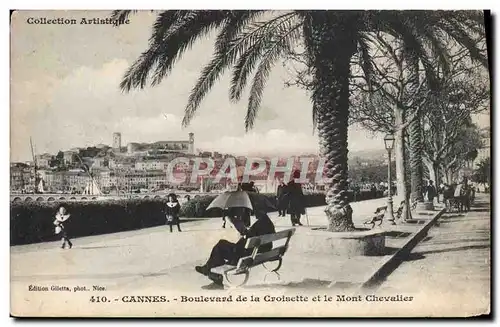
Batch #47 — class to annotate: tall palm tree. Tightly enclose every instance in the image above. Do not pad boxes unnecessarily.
[113,10,487,232]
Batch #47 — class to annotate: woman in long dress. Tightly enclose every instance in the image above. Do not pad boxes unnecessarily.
[53,206,72,249]
[165,193,182,232]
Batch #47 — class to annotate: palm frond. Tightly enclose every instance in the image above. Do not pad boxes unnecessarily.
[149,11,190,45]
[300,14,319,130]
[150,11,231,86]
[229,12,300,102]
[413,24,451,74]
[182,12,299,127]
[436,20,488,67]
[214,10,267,50]
[245,22,302,130]
[357,33,377,93]
[385,15,440,88]
[120,11,230,92]
[110,10,137,24]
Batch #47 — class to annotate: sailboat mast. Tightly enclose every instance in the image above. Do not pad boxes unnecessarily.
[75,153,101,195]
[30,137,37,193]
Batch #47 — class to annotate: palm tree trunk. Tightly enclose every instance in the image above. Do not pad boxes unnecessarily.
[407,60,424,203]
[409,115,424,202]
[307,14,356,232]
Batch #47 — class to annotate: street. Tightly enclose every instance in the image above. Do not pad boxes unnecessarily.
[376,194,491,316]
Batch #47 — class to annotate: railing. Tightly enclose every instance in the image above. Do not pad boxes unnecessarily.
[10,191,213,203]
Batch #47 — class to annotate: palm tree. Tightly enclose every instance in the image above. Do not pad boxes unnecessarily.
[113,10,487,232]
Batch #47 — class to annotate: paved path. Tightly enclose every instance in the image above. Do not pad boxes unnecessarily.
[14,195,456,317]
[376,194,491,317]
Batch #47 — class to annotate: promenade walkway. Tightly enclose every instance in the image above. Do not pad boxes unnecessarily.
[376,194,491,317]
[12,195,476,317]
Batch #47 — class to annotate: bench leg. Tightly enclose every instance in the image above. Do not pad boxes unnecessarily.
[262,259,283,283]
[263,259,283,273]
[224,270,250,288]
[263,270,281,283]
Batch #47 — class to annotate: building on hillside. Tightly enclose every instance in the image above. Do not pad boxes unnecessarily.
[108,158,135,170]
[135,159,169,171]
[92,157,107,169]
[10,164,32,192]
[35,153,53,168]
[113,170,168,191]
[125,133,195,156]
[113,132,122,149]
[41,170,89,193]
[63,151,77,165]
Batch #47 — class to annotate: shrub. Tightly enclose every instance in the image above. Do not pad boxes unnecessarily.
[179,192,328,218]
[10,199,168,246]
[11,190,385,245]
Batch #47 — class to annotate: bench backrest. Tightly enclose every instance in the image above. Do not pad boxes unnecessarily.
[236,228,296,271]
[244,228,296,249]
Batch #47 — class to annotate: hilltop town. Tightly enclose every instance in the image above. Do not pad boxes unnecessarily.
[10,132,324,195]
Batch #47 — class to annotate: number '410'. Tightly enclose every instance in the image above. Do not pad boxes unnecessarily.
[90,296,110,303]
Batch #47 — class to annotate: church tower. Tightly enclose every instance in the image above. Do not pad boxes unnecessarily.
[188,133,194,154]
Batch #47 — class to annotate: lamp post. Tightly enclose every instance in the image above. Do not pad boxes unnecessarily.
[384,133,396,225]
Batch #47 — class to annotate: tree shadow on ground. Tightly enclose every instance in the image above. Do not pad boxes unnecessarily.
[440,217,488,224]
[468,208,491,213]
[471,202,490,208]
[381,246,399,256]
[426,238,490,245]
[442,214,465,218]
[240,278,352,290]
[385,231,412,238]
[77,245,139,250]
[402,252,426,262]
[13,271,142,282]
[417,244,490,255]
[421,235,434,242]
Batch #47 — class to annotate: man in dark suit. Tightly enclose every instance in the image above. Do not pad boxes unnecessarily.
[276,180,287,217]
[286,171,306,226]
[195,209,276,286]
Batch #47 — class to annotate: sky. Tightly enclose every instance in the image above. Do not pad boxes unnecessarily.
[10,10,490,162]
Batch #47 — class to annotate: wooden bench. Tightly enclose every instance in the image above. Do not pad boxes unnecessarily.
[211,228,296,287]
[395,200,418,220]
[363,206,388,229]
[364,200,421,229]
[395,200,405,220]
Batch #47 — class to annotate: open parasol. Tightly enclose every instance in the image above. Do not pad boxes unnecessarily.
[206,191,277,213]
[206,191,253,211]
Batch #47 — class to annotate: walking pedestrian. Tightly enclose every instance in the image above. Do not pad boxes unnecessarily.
[276,179,287,217]
[221,209,227,228]
[165,193,182,232]
[53,206,72,249]
[426,180,437,204]
[454,178,469,213]
[438,181,446,203]
[286,171,306,226]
